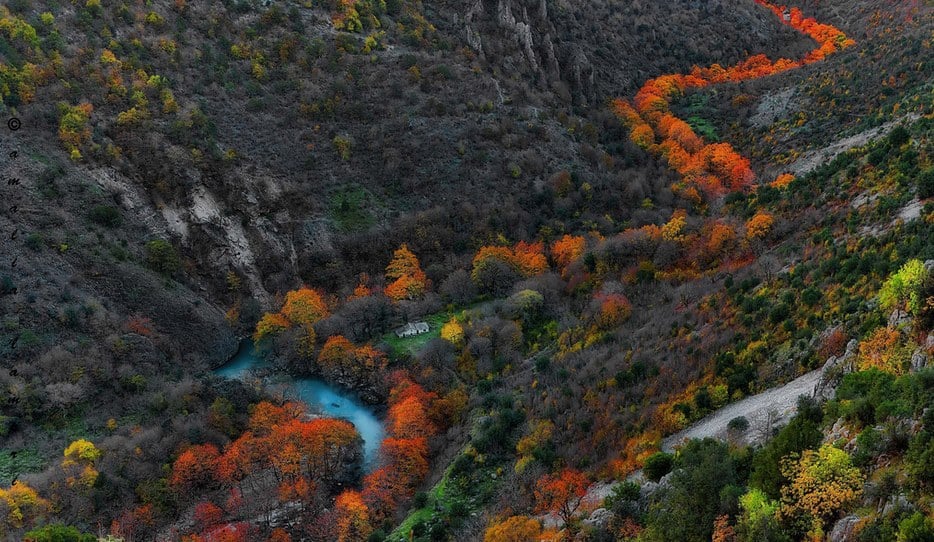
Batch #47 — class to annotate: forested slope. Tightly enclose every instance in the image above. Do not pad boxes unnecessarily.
[0,0,931,541]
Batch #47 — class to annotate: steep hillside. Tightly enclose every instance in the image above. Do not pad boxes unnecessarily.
[0,0,931,541]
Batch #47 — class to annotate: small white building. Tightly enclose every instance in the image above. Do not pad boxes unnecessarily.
[395,322,430,338]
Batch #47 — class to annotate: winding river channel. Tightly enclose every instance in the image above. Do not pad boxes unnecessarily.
[214,341,385,470]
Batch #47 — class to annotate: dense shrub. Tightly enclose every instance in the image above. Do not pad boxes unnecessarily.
[145,239,180,274]
[643,451,674,482]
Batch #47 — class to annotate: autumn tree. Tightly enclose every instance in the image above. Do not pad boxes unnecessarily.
[779,444,863,537]
[596,293,632,330]
[62,439,101,489]
[57,102,94,160]
[361,374,439,520]
[253,312,291,343]
[712,515,736,542]
[771,173,795,189]
[513,241,549,276]
[857,327,909,374]
[317,336,386,387]
[534,468,588,527]
[384,244,428,301]
[388,394,434,440]
[472,242,548,296]
[361,467,404,520]
[440,318,464,347]
[484,516,543,542]
[193,501,224,531]
[515,420,555,472]
[379,438,429,486]
[745,212,774,241]
[170,443,221,493]
[0,482,51,534]
[706,222,737,258]
[551,235,586,274]
[334,491,372,542]
[281,287,329,326]
[254,287,328,345]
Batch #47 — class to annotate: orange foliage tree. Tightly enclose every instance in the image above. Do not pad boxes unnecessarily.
[317,336,388,386]
[857,327,908,374]
[384,244,428,301]
[254,287,328,343]
[0,481,51,533]
[176,401,360,527]
[706,222,737,258]
[745,212,774,241]
[484,515,543,542]
[170,444,221,493]
[361,373,439,520]
[193,501,224,531]
[596,293,633,330]
[281,287,329,326]
[534,468,589,526]
[551,235,586,274]
[334,490,372,542]
[253,312,291,343]
[472,241,549,295]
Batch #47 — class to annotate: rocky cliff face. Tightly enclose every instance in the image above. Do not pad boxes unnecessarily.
[447,0,814,107]
[461,0,595,106]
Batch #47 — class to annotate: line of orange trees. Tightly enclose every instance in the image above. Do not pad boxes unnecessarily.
[612,0,854,201]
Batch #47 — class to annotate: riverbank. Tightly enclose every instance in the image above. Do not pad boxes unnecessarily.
[214,340,386,469]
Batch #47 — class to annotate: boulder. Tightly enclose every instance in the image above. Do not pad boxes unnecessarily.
[828,515,860,542]
[881,493,914,518]
[813,339,858,400]
[582,508,612,529]
[910,349,929,372]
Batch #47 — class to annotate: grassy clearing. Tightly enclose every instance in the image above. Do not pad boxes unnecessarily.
[389,474,450,540]
[0,448,44,486]
[329,185,377,232]
[381,312,450,357]
[680,93,720,141]
[688,115,720,141]
[388,457,502,541]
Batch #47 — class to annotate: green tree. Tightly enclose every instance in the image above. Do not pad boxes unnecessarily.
[897,511,934,542]
[24,524,96,542]
[879,259,928,316]
[641,439,740,542]
[145,239,180,275]
[749,412,822,499]
[643,451,674,482]
[735,488,790,542]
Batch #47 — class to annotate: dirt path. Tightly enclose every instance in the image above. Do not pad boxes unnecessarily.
[662,369,823,451]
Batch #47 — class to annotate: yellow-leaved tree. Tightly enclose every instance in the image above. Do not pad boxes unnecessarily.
[62,439,102,489]
[779,444,863,538]
[0,481,50,533]
[515,419,554,473]
[440,318,464,347]
[254,287,327,349]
